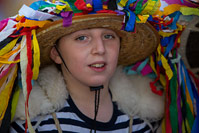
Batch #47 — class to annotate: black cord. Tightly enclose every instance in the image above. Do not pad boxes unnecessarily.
[90,89,100,133]
[94,89,100,132]
[90,86,103,133]
[54,45,71,74]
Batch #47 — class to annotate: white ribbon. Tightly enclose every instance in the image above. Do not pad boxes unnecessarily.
[19,4,60,21]
[0,19,17,42]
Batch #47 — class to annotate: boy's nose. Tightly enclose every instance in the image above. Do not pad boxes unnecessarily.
[91,38,105,55]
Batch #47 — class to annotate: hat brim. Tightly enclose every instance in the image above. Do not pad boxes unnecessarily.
[36,13,159,67]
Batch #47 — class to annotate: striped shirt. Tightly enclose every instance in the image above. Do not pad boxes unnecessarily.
[10,97,154,133]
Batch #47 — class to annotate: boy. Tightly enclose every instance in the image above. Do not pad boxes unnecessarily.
[0,0,164,132]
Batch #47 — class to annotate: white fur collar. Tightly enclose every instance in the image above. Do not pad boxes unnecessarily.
[14,65,164,121]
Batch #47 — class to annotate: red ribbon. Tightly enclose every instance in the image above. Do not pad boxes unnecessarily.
[173,28,184,49]
[163,17,173,27]
[74,0,92,11]
[150,65,164,96]
[14,27,34,133]
[96,10,117,14]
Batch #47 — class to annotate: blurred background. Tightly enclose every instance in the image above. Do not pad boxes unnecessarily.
[0,0,37,20]
[0,0,198,20]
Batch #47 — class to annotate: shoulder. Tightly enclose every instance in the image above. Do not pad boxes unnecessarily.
[131,116,161,133]
[113,102,160,133]
[10,101,70,133]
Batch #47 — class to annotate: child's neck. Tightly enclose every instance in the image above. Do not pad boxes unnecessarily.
[64,76,113,122]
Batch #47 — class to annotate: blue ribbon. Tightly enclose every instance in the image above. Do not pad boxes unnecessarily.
[168,11,181,30]
[180,0,184,4]
[136,58,149,73]
[180,60,194,104]
[30,1,50,10]
[123,65,137,75]
[124,8,136,32]
[180,60,186,96]
[163,35,176,57]
[126,0,137,8]
[190,77,199,133]
[161,37,169,47]
[123,58,149,75]
[93,0,103,12]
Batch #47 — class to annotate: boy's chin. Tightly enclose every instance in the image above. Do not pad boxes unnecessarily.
[86,81,107,88]
[82,76,111,88]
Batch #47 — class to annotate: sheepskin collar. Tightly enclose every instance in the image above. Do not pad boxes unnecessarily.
[14,65,164,121]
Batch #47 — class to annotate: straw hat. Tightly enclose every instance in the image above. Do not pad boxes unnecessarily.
[32,0,160,67]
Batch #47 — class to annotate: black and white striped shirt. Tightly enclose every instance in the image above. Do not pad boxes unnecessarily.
[10,97,154,133]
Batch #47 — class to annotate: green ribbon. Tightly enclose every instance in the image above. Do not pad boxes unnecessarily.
[135,0,144,14]
[169,63,178,133]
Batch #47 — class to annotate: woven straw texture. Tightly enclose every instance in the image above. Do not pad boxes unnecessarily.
[36,14,159,67]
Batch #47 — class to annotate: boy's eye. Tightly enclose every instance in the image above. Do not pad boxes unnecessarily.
[104,34,115,39]
[75,36,87,41]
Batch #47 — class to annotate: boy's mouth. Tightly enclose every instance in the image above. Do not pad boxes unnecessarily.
[90,63,105,68]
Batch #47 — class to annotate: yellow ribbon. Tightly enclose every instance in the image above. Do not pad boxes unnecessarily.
[150,55,156,74]
[0,60,20,64]
[158,24,184,37]
[0,65,17,120]
[150,53,166,87]
[56,5,67,11]
[159,31,177,37]
[0,45,20,59]
[136,15,149,23]
[11,86,20,121]
[15,15,25,22]
[184,77,194,115]
[185,119,191,133]
[16,19,50,30]
[162,117,166,133]
[141,0,159,15]
[161,55,173,80]
[182,119,191,133]
[118,0,128,7]
[59,0,72,11]
[31,30,40,80]
[153,0,161,15]
[178,37,180,44]
[0,37,20,56]
[0,44,21,64]
[157,45,173,80]
[180,7,199,16]
[87,4,93,8]
[162,4,185,16]
[177,23,183,31]
[103,5,108,10]
[160,74,166,87]
[152,0,161,15]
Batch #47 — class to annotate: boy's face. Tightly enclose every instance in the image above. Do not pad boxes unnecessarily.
[51,28,120,87]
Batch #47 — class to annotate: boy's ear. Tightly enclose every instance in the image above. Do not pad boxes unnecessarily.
[50,47,62,64]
